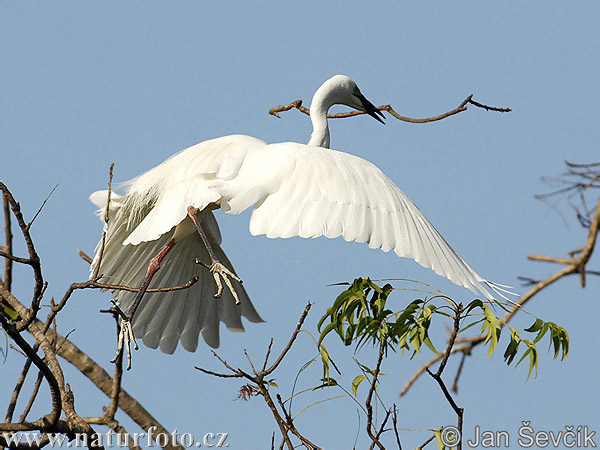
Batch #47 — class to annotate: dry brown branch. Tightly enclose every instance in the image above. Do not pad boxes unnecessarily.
[3,190,13,292]
[77,249,94,264]
[18,371,44,424]
[92,163,114,280]
[366,343,386,450]
[61,278,200,307]
[27,184,58,231]
[0,287,105,449]
[0,179,183,449]
[103,320,124,423]
[5,297,68,424]
[197,303,320,449]
[391,406,402,450]
[269,95,510,123]
[421,306,464,450]
[263,303,312,376]
[0,312,61,430]
[43,322,183,450]
[418,435,435,449]
[451,351,468,394]
[0,182,45,332]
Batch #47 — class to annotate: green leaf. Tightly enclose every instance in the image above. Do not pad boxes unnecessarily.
[2,303,19,321]
[464,299,484,315]
[298,356,317,374]
[318,322,337,347]
[434,429,445,450]
[312,377,338,390]
[351,375,367,396]
[525,318,544,333]
[532,323,549,344]
[424,336,439,355]
[515,340,538,380]
[504,327,521,365]
[320,345,330,379]
[481,305,502,357]
[458,319,484,334]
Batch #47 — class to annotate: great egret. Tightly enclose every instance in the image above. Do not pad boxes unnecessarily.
[91,74,510,365]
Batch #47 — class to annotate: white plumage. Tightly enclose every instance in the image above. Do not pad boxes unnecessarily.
[91,75,509,356]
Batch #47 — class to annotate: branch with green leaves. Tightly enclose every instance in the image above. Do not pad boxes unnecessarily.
[314,277,569,449]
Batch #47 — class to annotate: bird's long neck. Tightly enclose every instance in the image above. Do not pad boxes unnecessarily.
[308,87,332,148]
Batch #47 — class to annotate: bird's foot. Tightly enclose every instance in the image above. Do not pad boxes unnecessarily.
[195,259,243,304]
[110,302,139,370]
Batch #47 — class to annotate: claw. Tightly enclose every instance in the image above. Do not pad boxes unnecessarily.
[111,317,139,370]
[198,260,243,304]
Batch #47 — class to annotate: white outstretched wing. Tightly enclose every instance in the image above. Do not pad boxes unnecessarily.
[246,143,510,303]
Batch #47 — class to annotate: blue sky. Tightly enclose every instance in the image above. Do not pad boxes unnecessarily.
[1,2,599,449]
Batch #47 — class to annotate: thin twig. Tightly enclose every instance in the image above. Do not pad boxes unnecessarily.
[436,305,462,378]
[426,368,464,450]
[366,343,386,450]
[103,314,124,422]
[198,304,320,450]
[40,318,183,450]
[263,303,312,376]
[0,311,61,430]
[269,95,510,123]
[77,249,94,264]
[26,183,58,231]
[18,371,44,424]
[0,182,44,332]
[3,190,13,292]
[418,434,435,449]
[92,163,114,280]
[392,405,402,450]
[451,350,469,394]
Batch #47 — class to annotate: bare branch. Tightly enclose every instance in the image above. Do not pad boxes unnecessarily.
[18,371,44,424]
[366,343,386,450]
[451,350,469,394]
[263,303,312,377]
[3,190,13,291]
[42,320,183,450]
[436,306,462,378]
[269,95,510,123]
[92,163,114,280]
[0,182,45,332]
[0,312,61,430]
[27,184,58,231]
[77,249,94,264]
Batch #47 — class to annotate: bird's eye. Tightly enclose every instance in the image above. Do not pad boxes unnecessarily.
[353,84,362,96]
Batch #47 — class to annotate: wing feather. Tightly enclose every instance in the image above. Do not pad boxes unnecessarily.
[90,191,264,354]
[248,143,505,302]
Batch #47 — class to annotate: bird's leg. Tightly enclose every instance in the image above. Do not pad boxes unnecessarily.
[111,237,176,370]
[187,206,243,304]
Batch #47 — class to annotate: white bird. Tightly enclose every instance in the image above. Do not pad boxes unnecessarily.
[91,74,511,365]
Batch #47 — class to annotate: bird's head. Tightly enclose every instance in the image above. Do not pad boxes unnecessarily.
[319,74,386,124]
